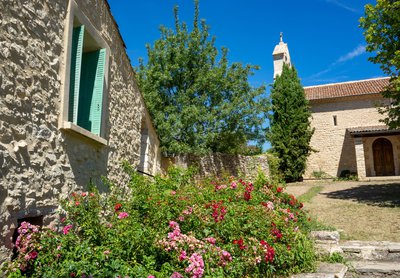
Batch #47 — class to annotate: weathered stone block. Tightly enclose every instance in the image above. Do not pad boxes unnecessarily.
[311,231,340,244]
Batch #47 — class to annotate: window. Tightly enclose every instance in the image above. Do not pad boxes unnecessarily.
[68,23,106,136]
[138,118,149,173]
[60,2,109,145]
[333,115,337,126]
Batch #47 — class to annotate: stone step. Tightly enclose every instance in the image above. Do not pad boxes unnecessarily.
[340,241,400,261]
[291,263,348,278]
[312,231,341,245]
[313,236,400,262]
[346,260,400,277]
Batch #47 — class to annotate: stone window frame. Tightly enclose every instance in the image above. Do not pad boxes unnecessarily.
[59,0,110,145]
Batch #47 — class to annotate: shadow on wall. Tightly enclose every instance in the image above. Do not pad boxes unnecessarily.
[337,130,357,177]
[63,133,109,193]
[322,183,400,208]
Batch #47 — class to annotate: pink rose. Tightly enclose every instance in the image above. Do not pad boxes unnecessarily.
[170,272,183,278]
[205,237,216,245]
[63,225,73,235]
[118,212,129,219]
[179,250,187,261]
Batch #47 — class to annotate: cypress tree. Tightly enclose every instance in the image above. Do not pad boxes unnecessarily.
[267,64,314,182]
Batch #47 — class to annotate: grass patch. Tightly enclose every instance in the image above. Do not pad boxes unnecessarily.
[312,170,332,179]
[298,185,324,203]
[292,185,337,232]
[321,252,346,264]
[291,181,400,242]
[307,215,337,231]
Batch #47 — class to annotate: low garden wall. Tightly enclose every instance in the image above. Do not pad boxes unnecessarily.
[162,153,269,180]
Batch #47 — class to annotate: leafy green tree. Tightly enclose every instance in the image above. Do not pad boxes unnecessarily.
[360,0,400,127]
[136,2,266,155]
[267,64,314,182]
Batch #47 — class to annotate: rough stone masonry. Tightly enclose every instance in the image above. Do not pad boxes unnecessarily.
[0,0,161,262]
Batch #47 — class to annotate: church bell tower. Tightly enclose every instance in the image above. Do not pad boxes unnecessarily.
[272,32,291,79]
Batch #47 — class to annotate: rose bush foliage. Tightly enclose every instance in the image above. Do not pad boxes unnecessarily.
[3,164,316,277]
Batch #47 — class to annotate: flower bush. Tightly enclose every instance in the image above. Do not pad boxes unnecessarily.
[2,164,316,277]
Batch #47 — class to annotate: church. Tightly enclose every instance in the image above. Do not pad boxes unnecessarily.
[273,36,396,180]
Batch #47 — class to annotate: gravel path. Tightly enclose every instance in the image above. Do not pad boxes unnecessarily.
[286,180,400,242]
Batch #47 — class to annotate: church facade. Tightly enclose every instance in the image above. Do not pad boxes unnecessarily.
[273,37,397,180]
[304,77,396,179]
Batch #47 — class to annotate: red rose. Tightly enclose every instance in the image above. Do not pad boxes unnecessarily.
[114,203,122,211]
[29,251,38,259]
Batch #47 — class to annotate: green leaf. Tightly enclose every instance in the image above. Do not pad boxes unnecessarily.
[136,1,267,155]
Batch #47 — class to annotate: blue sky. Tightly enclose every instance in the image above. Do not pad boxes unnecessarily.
[107,0,383,150]
[107,0,384,88]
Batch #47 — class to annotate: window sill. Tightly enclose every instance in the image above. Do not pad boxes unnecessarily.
[61,121,108,146]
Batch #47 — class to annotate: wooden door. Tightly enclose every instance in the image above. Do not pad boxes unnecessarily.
[373,138,395,176]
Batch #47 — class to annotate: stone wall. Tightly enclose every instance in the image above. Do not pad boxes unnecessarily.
[163,153,270,181]
[0,0,160,261]
[305,95,388,178]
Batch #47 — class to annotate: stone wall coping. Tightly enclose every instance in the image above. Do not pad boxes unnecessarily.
[61,121,108,146]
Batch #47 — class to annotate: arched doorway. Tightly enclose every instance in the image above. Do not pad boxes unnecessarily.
[373,138,395,176]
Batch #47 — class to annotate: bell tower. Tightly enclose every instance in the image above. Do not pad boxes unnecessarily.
[272,32,291,79]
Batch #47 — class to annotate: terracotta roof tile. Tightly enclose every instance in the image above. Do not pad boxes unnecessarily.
[347,125,400,136]
[304,77,390,101]
[348,125,389,134]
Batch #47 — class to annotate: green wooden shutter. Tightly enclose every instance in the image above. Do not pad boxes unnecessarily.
[68,25,84,123]
[90,48,106,136]
[77,48,106,136]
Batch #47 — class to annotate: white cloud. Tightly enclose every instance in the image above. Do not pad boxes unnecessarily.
[325,0,359,13]
[305,45,366,84]
[336,45,366,63]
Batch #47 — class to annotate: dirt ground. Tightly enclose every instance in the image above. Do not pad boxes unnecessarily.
[286,180,400,242]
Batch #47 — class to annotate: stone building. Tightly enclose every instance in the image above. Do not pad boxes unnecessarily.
[272,37,395,180]
[0,0,161,261]
[304,78,393,179]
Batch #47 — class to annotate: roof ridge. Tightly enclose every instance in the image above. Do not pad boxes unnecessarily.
[304,76,389,89]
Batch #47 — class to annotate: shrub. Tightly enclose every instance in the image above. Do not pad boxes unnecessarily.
[265,152,284,184]
[323,252,346,264]
[337,170,358,181]
[312,170,331,180]
[2,166,316,277]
